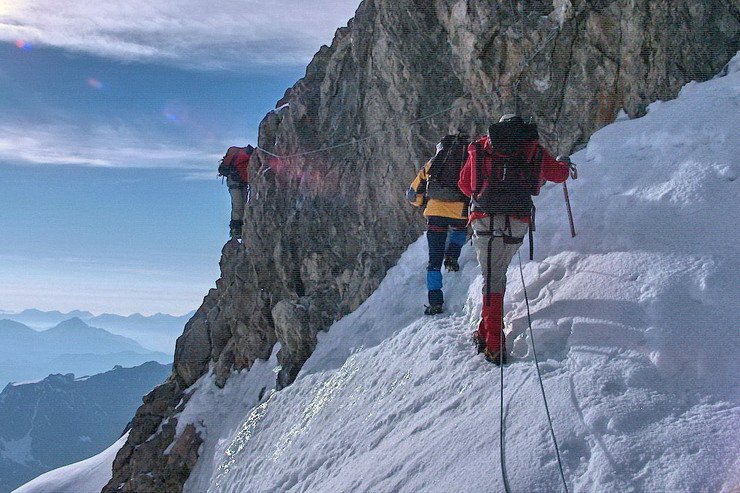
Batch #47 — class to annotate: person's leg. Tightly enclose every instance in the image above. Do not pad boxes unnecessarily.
[472,216,528,362]
[444,218,468,271]
[227,178,246,239]
[471,217,493,350]
[426,216,448,310]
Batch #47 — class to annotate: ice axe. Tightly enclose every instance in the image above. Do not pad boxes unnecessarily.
[556,155,578,238]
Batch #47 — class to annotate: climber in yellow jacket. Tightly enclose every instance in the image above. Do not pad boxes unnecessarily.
[407,133,470,315]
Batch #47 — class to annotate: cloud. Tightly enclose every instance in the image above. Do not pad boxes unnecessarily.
[0,0,361,70]
[0,121,222,169]
[181,171,221,181]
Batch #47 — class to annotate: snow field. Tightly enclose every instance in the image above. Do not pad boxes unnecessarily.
[12,433,129,493]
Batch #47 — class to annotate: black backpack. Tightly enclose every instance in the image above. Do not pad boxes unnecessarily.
[425,132,469,203]
[472,118,542,217]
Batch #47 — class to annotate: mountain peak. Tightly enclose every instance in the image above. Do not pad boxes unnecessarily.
[50,317,90,331]
[0,319,36,334]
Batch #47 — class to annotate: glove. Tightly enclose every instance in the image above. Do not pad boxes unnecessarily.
[557,155,578,179]
[406,187,420,205]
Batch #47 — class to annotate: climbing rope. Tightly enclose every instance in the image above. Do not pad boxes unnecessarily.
[517,249,570,493]
[506,0,562,116]
[499,336,512,493]
[254,97,474,161]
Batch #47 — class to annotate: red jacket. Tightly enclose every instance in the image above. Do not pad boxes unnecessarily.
[223,146,252,183]
[458,136,569,222]
[233,147,251,183]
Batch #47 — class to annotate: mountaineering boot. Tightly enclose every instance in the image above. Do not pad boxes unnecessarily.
[472,329,486,354]
[426,269,444,315]
[483,346,508,366]
[230,219,242,240]
[479,292,507,363]
[424,304,444,315]
[443,256,460,272]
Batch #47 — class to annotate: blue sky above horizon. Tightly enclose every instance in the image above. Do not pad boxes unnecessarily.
[1,0,362,316]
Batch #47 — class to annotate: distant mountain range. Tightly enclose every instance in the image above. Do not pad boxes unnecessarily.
[0,309,195,354]
[3,308,194,330]
[0,318,171,389]
[0,361,172,493]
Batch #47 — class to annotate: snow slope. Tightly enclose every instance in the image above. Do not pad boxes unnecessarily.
[18,54,740,493]
[12,433,128,493]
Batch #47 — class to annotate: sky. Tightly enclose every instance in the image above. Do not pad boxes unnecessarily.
[0,0,362,316]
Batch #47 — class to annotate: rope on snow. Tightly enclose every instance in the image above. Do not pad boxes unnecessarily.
[517,249,570,493]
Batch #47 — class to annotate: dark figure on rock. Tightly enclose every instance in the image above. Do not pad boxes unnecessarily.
[218,145,254,240]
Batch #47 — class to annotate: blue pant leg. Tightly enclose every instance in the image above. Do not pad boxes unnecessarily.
[426,217,448,306]
[445,225,468,260]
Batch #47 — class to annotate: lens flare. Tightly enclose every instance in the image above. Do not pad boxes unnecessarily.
[162,103,189,124]
[15,40,32,50]
[86,78,103,90]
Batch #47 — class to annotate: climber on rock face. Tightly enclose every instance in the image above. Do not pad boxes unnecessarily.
[407,132,471,316]
[218,145,254,241]
[458,114,572,365]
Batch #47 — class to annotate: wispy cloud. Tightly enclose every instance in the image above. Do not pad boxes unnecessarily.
[0,122,222,169]
[181,171,222,181]
[0,0,361,70]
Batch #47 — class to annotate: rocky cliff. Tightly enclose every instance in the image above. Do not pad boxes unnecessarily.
[104,1,739,491]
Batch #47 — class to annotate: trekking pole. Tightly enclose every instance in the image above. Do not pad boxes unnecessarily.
[557,157,578,238]
[563,182,576,237]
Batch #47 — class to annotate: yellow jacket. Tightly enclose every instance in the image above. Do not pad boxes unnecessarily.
[407,160,468,220]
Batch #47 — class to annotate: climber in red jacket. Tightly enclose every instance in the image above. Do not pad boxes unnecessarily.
[458,114,571,365]
[218,145,254,240]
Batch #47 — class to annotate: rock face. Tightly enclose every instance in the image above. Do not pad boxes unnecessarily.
[105,0,738,491]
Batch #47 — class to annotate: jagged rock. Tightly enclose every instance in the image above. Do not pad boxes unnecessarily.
[109,1,739,491]
[103,377,187,492]
[272,299,313,388]
[173,305,212,388]
[167,423,202,467]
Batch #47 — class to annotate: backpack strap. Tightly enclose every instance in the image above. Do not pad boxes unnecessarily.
[473,141,484,197]
[502,215,524,245]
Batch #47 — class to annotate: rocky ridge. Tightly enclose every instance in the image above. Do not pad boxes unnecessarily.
[104,1,739,491]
